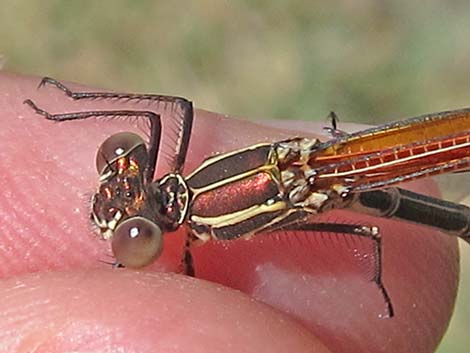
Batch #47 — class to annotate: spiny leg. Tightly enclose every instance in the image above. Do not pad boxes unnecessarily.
[323,111,349,138]
[281,222,394,318]
[182,235,195,277]
[102,243,193,274]
[37,77,194,174]
[98,254,124,268]
[100,236,194,274]
[24,99,162,183]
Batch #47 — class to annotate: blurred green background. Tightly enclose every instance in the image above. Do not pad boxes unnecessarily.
[1,1,469,351]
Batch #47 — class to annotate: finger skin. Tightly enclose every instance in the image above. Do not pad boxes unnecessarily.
[0,72,460,352]
[0,270,328,353]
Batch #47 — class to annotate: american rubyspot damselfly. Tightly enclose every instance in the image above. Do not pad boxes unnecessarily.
[24,77,470,318]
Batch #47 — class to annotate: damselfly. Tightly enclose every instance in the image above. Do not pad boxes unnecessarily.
[24,78,470,318]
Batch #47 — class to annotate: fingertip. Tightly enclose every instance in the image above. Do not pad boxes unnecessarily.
[0,270,328,353]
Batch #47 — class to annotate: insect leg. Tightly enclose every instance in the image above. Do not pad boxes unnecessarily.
[281,222,394,318]
[35,77,194,174]
[182,235,195,277]
[24,99,162,183]
[323,111,348,138]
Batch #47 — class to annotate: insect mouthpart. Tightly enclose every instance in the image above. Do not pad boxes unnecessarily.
[94,208,124,240]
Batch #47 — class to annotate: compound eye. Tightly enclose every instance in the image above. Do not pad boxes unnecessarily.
[112,216,163,268]
[96,132,147,175]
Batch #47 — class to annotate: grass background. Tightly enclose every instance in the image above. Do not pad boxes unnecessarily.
[1,1,469,351]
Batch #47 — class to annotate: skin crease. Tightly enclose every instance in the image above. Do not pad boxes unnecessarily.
[0,72,460,352]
